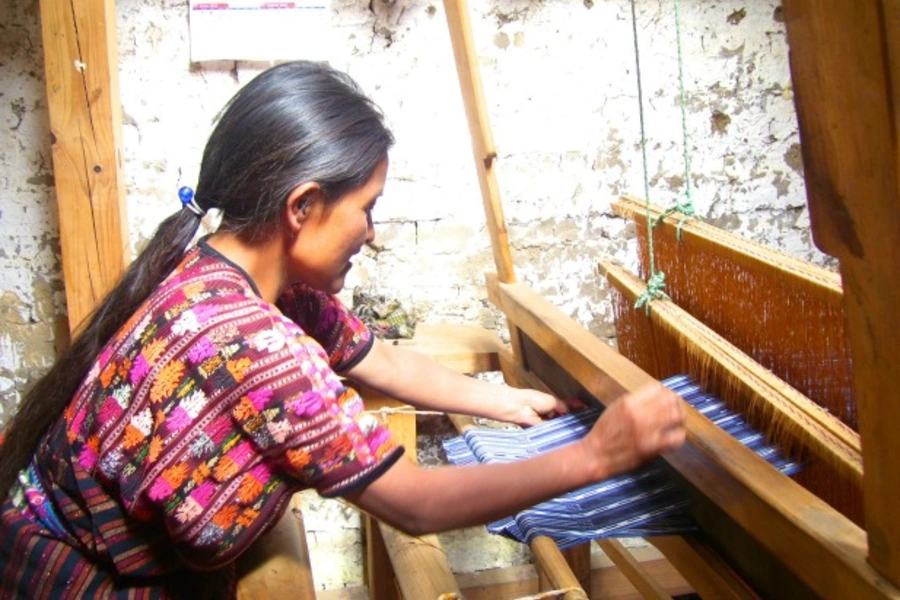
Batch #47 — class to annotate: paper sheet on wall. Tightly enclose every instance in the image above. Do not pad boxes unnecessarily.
[189,1,331,62]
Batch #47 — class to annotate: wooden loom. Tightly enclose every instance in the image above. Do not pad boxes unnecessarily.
[36,0,899,598]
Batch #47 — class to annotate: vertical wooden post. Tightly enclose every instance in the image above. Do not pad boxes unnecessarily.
[782,0,900,586]
[560,544,592,595]
[236,495,318,600]
[366,517,401,600]
[443,0,531,377]
[39,0,129,334]
[442,0,516,286]
[364,395,416,600]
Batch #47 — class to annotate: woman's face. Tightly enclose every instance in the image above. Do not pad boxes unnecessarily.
[291,157,387,294]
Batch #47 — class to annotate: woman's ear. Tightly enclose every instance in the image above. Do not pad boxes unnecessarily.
[285,182,323,234]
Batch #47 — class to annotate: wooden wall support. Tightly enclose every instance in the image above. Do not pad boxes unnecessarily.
[596,539,674,600]
[39,0,129,334]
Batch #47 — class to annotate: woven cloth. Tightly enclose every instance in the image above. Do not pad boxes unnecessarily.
[443,374,800,549]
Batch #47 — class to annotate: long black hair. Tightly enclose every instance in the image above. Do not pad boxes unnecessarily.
[0,61,394,496]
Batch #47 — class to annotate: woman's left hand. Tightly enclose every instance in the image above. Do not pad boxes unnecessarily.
[495,388,573,427]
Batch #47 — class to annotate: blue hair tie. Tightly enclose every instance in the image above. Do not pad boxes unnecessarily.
[179,186,205,217]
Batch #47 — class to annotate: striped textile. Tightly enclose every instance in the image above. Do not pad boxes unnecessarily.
[443,374,799,549]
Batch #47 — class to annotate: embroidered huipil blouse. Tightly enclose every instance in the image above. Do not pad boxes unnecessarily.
[0,240,403,598]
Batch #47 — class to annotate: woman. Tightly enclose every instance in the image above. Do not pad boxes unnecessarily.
[0,61,685,598]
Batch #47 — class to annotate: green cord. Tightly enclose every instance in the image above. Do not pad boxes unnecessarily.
[667,0,696,240]
[628,0,694,313]
[629,0,666,313]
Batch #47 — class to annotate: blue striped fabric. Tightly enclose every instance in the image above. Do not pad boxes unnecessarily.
[443,374,800,549]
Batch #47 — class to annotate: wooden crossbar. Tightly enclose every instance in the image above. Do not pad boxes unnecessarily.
[599,261,862,484]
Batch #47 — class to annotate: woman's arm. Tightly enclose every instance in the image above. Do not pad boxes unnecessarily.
[345,337,568,425]
[344,381,686,535]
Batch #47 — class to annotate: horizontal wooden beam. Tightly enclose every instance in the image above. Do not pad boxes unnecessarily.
[612,195,843,300]
[317,553,693,600]
[485,274,900,600]
[390,323,502,374]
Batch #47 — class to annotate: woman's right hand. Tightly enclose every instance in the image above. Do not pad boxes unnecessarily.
[581,382,687,480]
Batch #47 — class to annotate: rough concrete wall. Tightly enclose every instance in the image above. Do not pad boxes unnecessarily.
[0,0,67,425]
[0,0,827,591]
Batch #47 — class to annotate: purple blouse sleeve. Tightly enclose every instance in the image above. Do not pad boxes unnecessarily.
[276,282,374,372]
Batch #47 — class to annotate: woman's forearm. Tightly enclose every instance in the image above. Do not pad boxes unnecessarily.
[347,437,600,535]
[344,381,686,537]
[348,339,522,420]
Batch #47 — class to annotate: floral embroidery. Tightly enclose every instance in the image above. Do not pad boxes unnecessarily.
[150,361,186,404]
[141,338,167,367]
[56,241,399,571]
[250,329,286,353]
[287,391,324,417]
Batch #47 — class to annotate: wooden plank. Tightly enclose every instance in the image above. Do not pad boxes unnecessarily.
[39,0,128,333]
[236,494,317,600]
[782,0,900,584]
[442,0,515,284]
[379,524,463,600]
[612,196,843,300]
[388,323,502,374]
[485,274,900,600]
[319,555,693,600]
[649,537,760,600]
[366,516,400,600]
[530,536,588,600]
[596,539,673,600]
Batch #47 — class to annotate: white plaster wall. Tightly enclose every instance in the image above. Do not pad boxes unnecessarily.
[0,0,829,592]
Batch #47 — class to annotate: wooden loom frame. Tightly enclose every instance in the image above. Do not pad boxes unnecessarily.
[36,0,899,598]
[438,0,900,599]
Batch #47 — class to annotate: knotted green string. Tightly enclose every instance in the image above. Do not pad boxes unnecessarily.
[629,0,694,313]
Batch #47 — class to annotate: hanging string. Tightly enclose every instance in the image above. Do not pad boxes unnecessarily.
[629,0,697,312]
[656,0,696,240]
[629,0,670,313]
